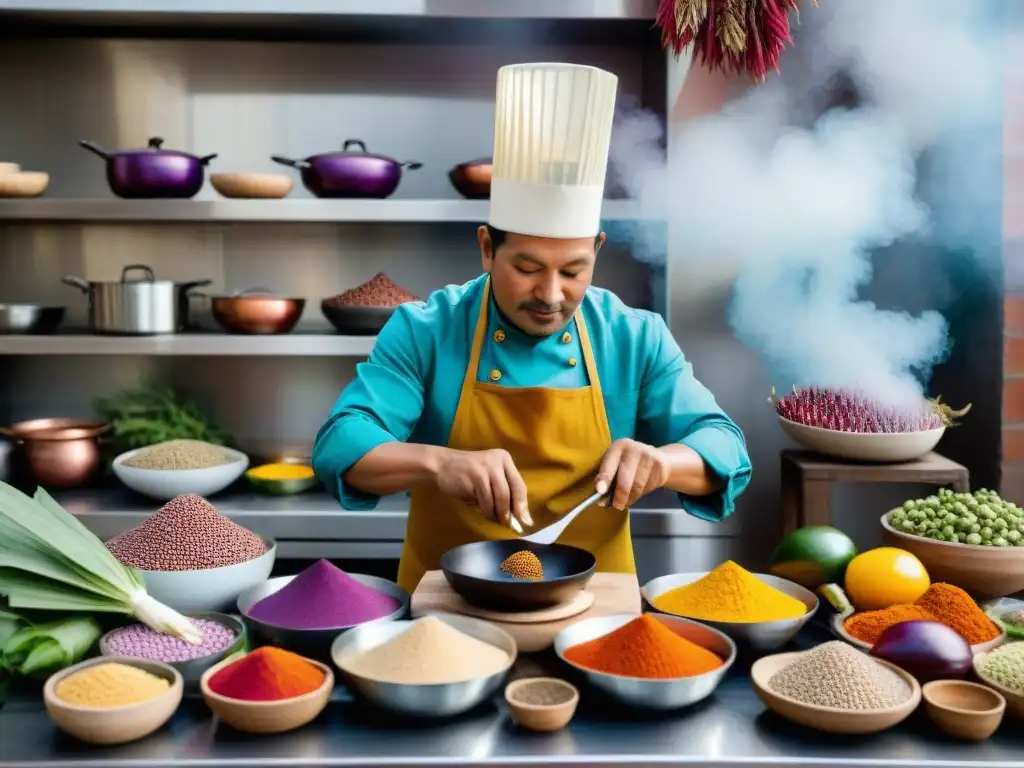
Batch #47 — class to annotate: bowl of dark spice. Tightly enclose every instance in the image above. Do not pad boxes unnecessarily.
[100,612,245,686]
[751,641,921,734]
[504,677,579,732]
[112,439,249,501]
[237,559,408,662]
[321,272,420,335]
[106,493,276,612]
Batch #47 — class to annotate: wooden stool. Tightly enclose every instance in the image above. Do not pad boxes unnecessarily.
[780,450,970,536]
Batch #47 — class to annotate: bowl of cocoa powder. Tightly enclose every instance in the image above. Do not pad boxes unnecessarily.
[321,273,421,335]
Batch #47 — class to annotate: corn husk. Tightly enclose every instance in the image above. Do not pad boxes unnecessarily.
[0,482,201,644]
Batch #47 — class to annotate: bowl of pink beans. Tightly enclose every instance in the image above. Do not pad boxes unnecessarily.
[99,612,246,687]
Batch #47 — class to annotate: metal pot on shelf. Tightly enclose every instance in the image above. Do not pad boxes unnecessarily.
[62,265,211,336]
[271,139,422,199]
[79,137,218,199]
[0,418,111,488]
[208,288,306,335]
[0,304,65,334]
[448,158,492,199]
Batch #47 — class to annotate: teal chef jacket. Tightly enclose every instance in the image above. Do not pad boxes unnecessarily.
[313,274,752,520]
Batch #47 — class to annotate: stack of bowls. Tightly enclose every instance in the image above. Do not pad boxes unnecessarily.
[641,572,818,651]
[553,612,736,711]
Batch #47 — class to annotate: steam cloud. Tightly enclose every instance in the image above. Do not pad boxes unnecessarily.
[609,0,1005,405]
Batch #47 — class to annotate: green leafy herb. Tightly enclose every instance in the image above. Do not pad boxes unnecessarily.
[95,385,230,452]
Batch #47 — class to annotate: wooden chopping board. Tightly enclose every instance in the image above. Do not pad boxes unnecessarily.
[411,570,641,652]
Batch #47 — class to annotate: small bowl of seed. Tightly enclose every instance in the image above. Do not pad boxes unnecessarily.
[112,440,249,501]
[504,677,579,732]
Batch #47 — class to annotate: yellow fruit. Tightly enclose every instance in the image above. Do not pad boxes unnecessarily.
[844,547,930,611]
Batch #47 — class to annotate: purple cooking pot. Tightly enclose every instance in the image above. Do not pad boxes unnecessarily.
[271,140,422,199]
[79,137,218,199]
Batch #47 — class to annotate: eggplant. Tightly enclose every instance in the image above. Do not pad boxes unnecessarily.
[870,620,972,682]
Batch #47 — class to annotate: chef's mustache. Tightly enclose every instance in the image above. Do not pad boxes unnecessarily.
[519,301,564,313]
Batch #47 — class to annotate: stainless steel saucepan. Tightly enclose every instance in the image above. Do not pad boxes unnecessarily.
[62,264,210,335]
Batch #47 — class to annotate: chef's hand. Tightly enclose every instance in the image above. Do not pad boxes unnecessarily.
[595,439,671,511]
[436,448,533,532]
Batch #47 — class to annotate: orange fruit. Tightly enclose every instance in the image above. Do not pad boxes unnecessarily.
[844,547,930,610]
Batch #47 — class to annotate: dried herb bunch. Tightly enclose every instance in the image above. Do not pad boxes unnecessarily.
[656,0,819,81]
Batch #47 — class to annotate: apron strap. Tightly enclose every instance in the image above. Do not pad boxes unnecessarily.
[452,278,494,431]
[575,309,612,444]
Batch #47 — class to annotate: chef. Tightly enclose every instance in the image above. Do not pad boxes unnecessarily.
[313,63,751,593]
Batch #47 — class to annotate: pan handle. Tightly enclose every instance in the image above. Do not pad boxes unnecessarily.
[271,155,311,170]
[198,154,218,166]
[401,161,424,170]
[61,275,91,293]
[180,279,212,294]
[78,140,110,160]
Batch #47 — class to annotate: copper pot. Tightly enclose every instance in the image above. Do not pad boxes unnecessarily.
[0,418,110,488]
[449,158,492,200]
[209,288,306,335]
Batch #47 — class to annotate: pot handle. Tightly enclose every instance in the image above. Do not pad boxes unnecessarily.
[180,279,213,294]
[121,265,156,283]
[147,137,164,150]
[199,154,218,166]
[78,140,110,160]
[402,161,424,170]
[61,275,91,292]
[343,139,368,153]
[271,155,311,170]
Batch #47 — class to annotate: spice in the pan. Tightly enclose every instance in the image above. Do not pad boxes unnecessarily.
[121,439,239,470]
[104,618,235,662]
[975,642,1024,694]
[325,273,420,308]
[511,679,576,707]
[768,641,912,710]
[246,559,400,629]
[207,647,325,702]
[563,614,723,679]
[55,662,170,708]
[843,583,1000,646]
[339,616,510,685]
[651,561,807,623]
[500,550,544,581]
[106,493,268,571]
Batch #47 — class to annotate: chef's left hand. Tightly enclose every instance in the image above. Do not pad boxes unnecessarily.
[595,439,671,511]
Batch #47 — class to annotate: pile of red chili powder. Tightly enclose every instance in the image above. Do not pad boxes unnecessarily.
[207,647,326,702]
[106,493,268,571]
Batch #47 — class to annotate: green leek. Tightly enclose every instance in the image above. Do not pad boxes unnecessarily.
[3,615,101,677]
[0,482,201,644]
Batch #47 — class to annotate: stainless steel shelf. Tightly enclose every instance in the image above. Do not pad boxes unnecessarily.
[0,333,376,356]
[0,198,658,223]
[0,0,657,19]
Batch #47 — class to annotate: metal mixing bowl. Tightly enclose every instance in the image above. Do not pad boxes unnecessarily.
[554,612,736,710]
[331,612,517,718]
[237,573,409,663]
[0,304,65,334]
[641,572,818,651]
[210,290,305,335]
[98,612,246,687]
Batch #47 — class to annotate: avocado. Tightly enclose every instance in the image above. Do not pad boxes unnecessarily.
[769,526,858,589]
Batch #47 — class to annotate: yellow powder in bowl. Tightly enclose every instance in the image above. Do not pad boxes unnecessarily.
[652,561,807,623]
[55,662,170,708]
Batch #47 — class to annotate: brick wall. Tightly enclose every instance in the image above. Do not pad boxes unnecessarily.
[1002,32,1024,499]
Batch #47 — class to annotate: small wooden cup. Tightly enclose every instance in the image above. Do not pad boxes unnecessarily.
[211,173,293,199]
[923,680,1005,741]
[504,677,579,732]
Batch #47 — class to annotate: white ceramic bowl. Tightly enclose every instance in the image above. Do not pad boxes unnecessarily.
[138,537,277,612]
[112,445,249,501]
[778,417,944,463]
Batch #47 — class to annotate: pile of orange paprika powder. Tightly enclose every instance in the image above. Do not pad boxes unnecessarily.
[564,614,723,678]
[207,647,325,701]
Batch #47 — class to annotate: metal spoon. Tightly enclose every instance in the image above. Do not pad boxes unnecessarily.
[519,490,606,546]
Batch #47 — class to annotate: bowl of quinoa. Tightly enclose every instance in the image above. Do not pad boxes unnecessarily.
[112,439,249,501]
[100,612,246,686]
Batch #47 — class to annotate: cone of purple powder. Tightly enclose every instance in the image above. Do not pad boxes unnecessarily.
[245,559,401,630]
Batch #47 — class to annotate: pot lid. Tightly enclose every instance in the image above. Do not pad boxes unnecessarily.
[310,139,396,162]
[114,137,200,158]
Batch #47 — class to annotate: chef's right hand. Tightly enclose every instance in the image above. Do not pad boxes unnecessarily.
[435,448,532,531]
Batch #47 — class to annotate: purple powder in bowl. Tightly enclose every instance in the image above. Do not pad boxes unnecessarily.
[105,618,236,662]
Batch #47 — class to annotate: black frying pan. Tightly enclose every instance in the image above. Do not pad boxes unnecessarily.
[440,539,596,612]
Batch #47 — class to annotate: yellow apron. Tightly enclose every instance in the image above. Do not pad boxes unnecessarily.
[397,278,636,593]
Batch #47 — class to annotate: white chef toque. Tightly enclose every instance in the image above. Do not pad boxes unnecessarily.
[489,63,618,240]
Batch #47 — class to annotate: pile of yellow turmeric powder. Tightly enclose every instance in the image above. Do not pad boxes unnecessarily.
[651,561,808,623]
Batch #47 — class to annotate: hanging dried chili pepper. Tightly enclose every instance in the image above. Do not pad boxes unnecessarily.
[656,0,819,82]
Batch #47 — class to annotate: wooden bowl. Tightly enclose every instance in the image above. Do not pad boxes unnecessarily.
[751,651,921,734]
[211,173,293,199]
[504,677,579,732]
[922,680,1005,741]
[199,653,334,733]
[0,171,49,198]
[881,513,1024,599]
[43,657,183,745]
[0,162,20,175]
[973,652,1024,719]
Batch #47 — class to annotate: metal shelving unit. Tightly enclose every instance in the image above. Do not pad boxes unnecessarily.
[0,333,377,356]
[0,199,656,224]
